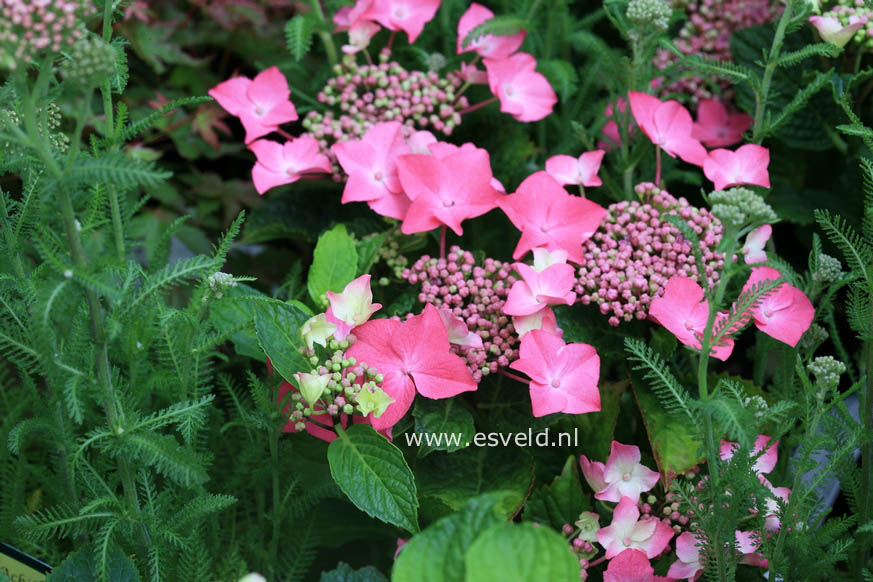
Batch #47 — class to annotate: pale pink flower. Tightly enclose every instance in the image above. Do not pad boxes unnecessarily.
[741,267,815,347]
[456,2,526,59]
[597,441,661,503]
[332,121,411,220]
[497,171,608,263]
[649,276,734,361]
[458,61,489,85]
[437,308,484,349]
[483,53,557,122]
[667,532,704,580]
[209,67,298,144]
[509,329,600,417]
[809,15,867,48]
[544,150,606,187]
[248,137,332,194]
[361,0,441,44]
[325,274,383,340]
[580,455,609,492]
[601,97,634,151]
[503,262,577,316]
[628,91,707,166]
[334,0,381,54]
[742,224,772,264]
[532,247,569,272]
[405,130,438,154]
[597,496,674,559]
[691,99,752,148]
[762,481,791,532]
[720,434,778,479]
[512,308,562,338]
[736,530,769,568]
[703,144,771,190]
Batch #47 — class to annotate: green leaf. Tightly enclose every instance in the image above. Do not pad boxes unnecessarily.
[538,60,578,101]
[328,425,420,533]
[308,224,359,306]
[392,493,510,582]
[211,284,266,360]
[286,14,316,61]
[631,374,703,485]
[523,455,589,530]
[464,522,580,582]
[554,380,628,461]
[416,446,534,519]
[49,546,139,582]
[320,562,388,582]
[461,15,527,49]
[413,398,475,456]
[356,231,388,276]
[254,300,312,384]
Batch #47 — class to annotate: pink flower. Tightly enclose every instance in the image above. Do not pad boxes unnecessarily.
[209,66,298,144]
[809,15,867,48]
[325,274,383,340]
[512,307,562,338]
[458,62,489,85]
[497,171,608,263]
[597,442,661,503]
[763,483,791,532]
[406,130,438,154]
[649,276,734,361]
[503,262,576,316]
[742,224,772,264]
[332,121,411,220]
[456,2,526,59]
[580,455,609,492]
[604,549,675,582]
[703,145,770,190]
[628,92,707,166]
[347,304,478,430]
[544,150,606,188]
[396,145,501,236]
[736,530,769,568]
[248,137,332,194]
[667,532,704,580]
[691,99,752,148]
[741,267,814,347]
[361,0,441,44]
[597,496,674,559]
[509,329,600,417]
[483,53,557,122]
[437,308,483,349]
[334,0,381,54]
[720,434,778,479]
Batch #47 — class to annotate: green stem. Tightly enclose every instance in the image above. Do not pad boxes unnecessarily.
[100,1,126,261]
[752,1,794,143]
[269,427,281,566]
[858,340,873,577]
[310,0,338,66]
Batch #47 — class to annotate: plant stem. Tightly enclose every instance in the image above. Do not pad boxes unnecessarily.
[439,225,447,260]
[752,1,794,143]
[269,427,281,566]
[497,369,530,385]
[310,0,338,66]
[858,340,873,577]
[458,96,498,116]
[655,147,662,186]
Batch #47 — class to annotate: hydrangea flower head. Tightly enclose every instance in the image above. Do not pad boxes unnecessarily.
[209,67,298,144]
[544,150,606,187]
[362,0,441,43]
[692,99,752,147]
[249,137,332,194]
[741,267,814,347]
[502,262,577,316]
[596,496,674,559]
[703,145,770,191]
[598,441,661,503]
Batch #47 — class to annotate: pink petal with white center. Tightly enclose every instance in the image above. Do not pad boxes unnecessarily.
[703,145,770,191]
[437,308,483,349]
[362,0,440,44]
[532,247,569,271]
[629,92,707,166]
[406,130,438,154]
[325,274,382,339]
[742,224,772,264]
[503,262,576,316]
[598,442,661,503]
[208,76,252,117]
[668,531,704,580]
[597,497,674,559]
[545,150,605,187]
[809,15,866,48]
[483,53,557,123]
[457,2,526,59]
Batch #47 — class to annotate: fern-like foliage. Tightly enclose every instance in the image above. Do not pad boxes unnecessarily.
[285,14,317,62]
[624,338,699,423]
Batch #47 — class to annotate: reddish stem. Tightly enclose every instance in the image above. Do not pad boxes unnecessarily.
[439,225,447,260]
[655,146,662,186]
[277,128,295,141]
[386,30,396,52]
[587,556,606,568]
[498,369,530,385]
[458,96,498,116]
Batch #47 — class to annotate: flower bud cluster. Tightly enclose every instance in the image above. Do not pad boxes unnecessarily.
[0,0,96,70]
[813,253,843,283]
[709,187,778,227]
[807,356,846,395]
[60,36,117,90]
[301,55,468,180]
[575,183,725,326]
[627,0,673,32]
[652,0,781,102]
[1,102,69,154]
[401,246,519,382]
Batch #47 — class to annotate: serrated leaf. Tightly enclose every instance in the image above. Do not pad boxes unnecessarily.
[253,300,312,384]
[49,546,139,582]
[461,15,526,49]
[538,60,577,101]
[286,14,316,61]
[413,398,475,456]
[523,456,589,530]
[392,493,511,582]
[320,562,388,582]
[463,522,580,582]
[308,224,359,306]
[328,425,419,533]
